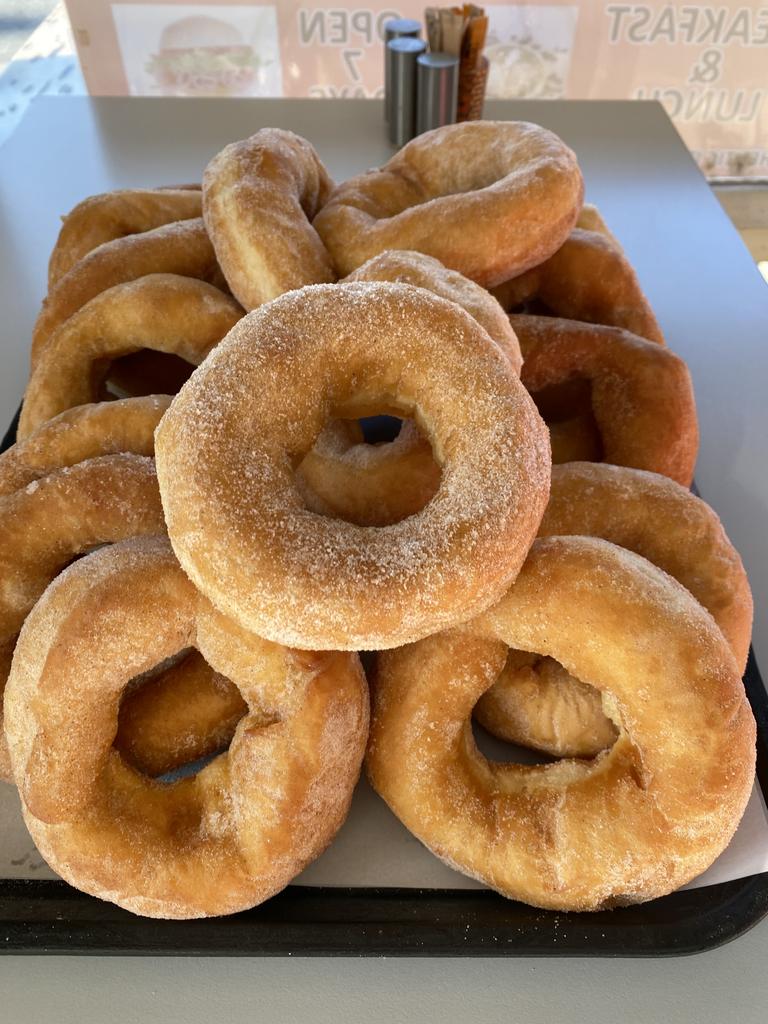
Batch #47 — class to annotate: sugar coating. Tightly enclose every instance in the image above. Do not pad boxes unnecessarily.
[155,281,552,649]
[475,462,753,756]
[31,217,223,365]
[203,128,336,310]
[513,314,698,486]
[345,248,523,374]
[21,274,242,439]
[491,225,665,345]
[48,188,203,287]
[314,120,584,287]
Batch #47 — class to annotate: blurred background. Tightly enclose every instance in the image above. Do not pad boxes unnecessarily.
[0,1,765,275]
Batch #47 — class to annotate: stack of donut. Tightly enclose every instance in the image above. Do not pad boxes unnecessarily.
[1,121,755,920]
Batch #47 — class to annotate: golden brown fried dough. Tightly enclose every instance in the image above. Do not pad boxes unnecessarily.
[368,537,755,911]
[314,121,583,286]
[6,537,369,918]
[156,282,550,650]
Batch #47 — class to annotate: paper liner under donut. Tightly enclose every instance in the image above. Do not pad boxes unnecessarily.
[155,282,551,650]
[5,537,369,919]
[367,537,756,912]
[314,120,583,287]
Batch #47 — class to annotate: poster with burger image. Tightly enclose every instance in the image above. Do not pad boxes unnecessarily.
[110,4,282,97]
[484,3,578,101]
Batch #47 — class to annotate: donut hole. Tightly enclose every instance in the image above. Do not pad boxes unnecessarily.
[359,415,403,444]
[514,297,552,317]
[529,378,604,464]
[295,407,443,527]
[114,648,247,780]
[533,378,590,420]
[103,351,196,399]
[472,649,619,763]
[470,718,559,767]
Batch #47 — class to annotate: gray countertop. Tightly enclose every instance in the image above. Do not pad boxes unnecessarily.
[0,96,767,1019]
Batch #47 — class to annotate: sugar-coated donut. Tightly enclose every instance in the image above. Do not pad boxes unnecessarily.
[492,227,664,344]
[20,274,243,438]
[115,650,246,778]
[367,537,756,912]
[203,129,335,309]
[156,282,550,650]
[0,454,164,781]
[297,418,441,527]
[5,536,369,918]
[345,249,522,374]
[515,315,698,484]
[314,121,583,286]
[475,463,753,756]
[31,218,225,366]
[0,396,169,495]
[48,188,203,288]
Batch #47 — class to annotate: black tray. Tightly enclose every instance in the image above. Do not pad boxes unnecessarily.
[1,408,767,957]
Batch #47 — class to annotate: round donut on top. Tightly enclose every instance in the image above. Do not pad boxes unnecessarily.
[155,281,551,651]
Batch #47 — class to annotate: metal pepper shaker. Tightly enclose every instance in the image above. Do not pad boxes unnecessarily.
[416,52,459,135]
[383,18,421,123]
[387,37,426,148]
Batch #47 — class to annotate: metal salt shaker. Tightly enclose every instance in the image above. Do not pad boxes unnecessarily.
[416,53,459,135]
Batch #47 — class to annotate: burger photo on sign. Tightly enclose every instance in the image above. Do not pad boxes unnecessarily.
[145,15,264,97]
